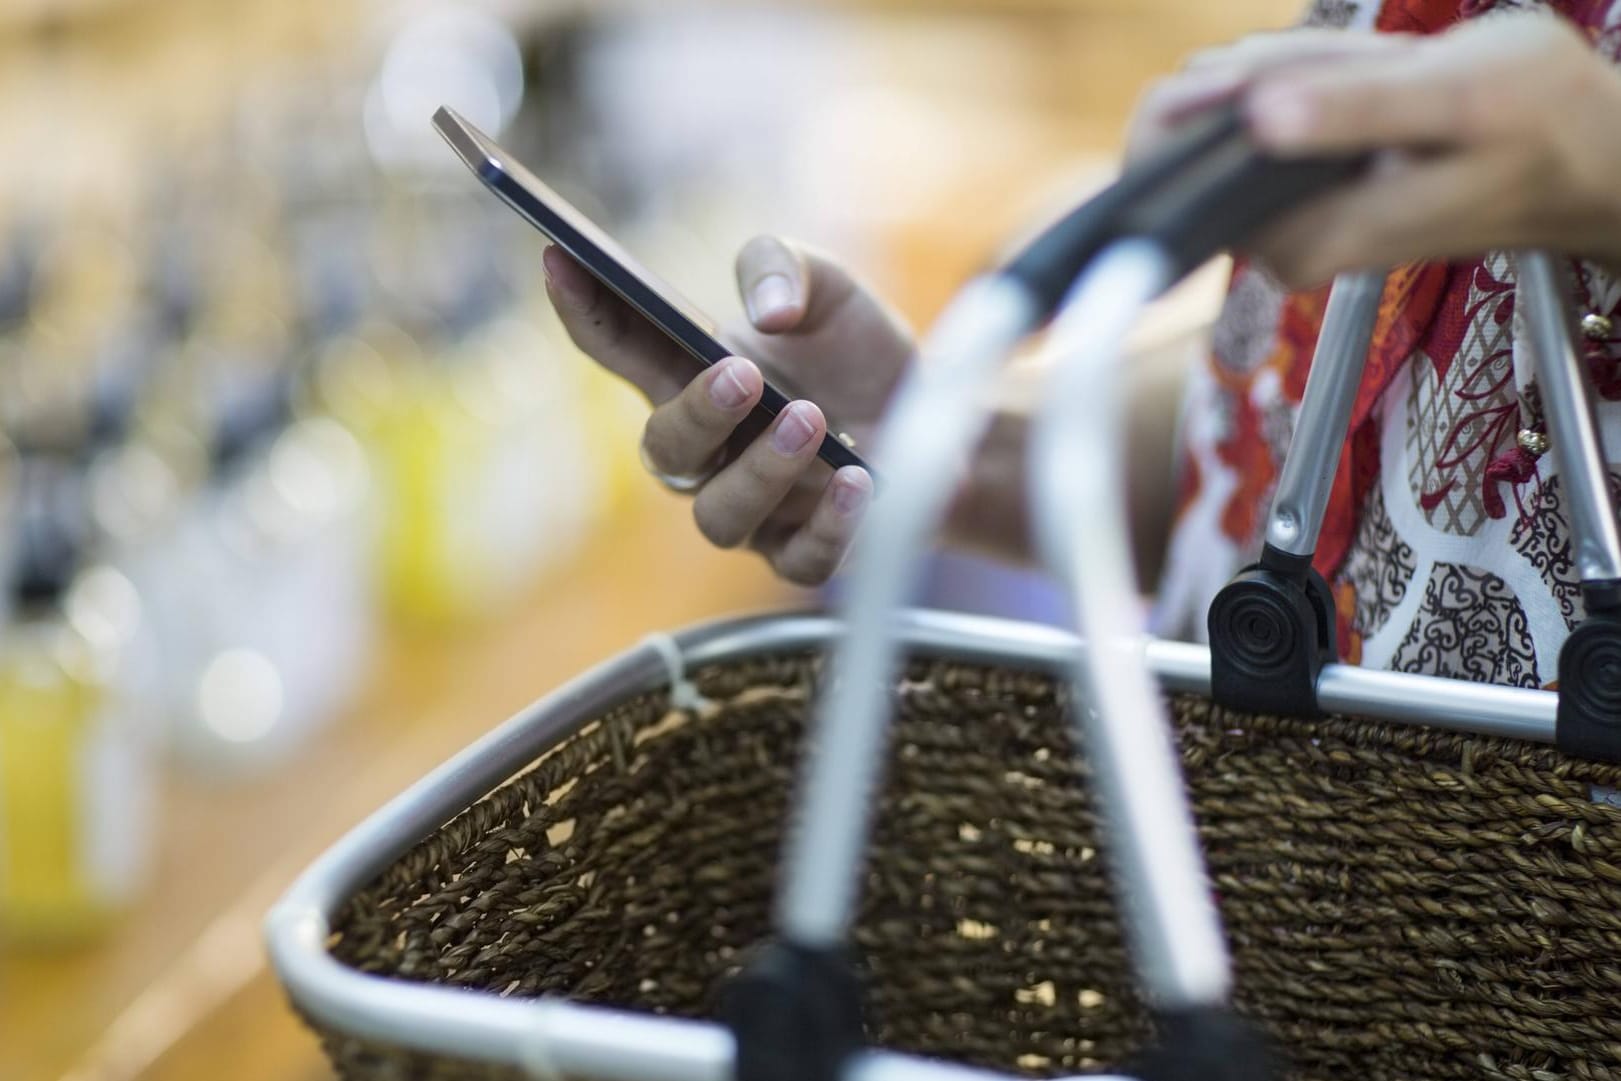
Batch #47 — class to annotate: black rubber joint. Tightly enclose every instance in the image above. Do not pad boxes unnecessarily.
[1556,582,1621,763]
[721,941,864,1081]
[1208,544,1337,717]
[1135,1006,1279,1081]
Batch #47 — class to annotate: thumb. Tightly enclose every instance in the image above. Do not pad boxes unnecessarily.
[735,235,858,335]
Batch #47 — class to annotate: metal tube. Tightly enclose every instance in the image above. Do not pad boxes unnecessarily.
[847,1058,1134,1081]
[1031,239,1232,1010]
[776,275,1040,946]
[1265,271,1385,556]
[1516,251,1621,583]
[1314,662,1552,741]
[525,1004,733,1081]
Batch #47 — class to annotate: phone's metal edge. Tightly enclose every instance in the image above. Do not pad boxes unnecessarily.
[433,106,730,372]
[432,106,508,187]
[266,607,1555,1072]
[431,107,868,479]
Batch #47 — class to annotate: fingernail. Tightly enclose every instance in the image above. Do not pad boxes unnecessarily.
[1163,69,1243,111]
[1247,83,1313,145]
[771,403,817,455]
[748,273,798,325]
[708,357,752,409]
[833,472,871,517]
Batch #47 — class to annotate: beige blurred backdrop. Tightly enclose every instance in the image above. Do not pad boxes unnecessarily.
[0,2,1299,1080]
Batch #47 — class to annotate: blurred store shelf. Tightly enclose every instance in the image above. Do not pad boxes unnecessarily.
[1,485,790,1081]
[0,2,1307,1078]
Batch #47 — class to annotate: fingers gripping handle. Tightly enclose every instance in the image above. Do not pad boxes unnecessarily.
[1001,103,1368,319]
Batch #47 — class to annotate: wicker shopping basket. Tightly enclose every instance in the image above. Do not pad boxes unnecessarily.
[269,109,1621,1081]
[279,612,1619,1081]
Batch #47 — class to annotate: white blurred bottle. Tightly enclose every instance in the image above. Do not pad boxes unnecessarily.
[125,415,375,774]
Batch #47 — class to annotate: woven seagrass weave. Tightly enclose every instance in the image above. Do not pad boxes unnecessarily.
[312,655,1621,1081]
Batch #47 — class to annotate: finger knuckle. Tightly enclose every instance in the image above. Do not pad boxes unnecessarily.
[562,292,625,352]
[778,550,837,587]
[1530,13,1584,53]
[793,531,850,586]
[741,449,791,491]
[679,381,728,433]
[693,500,748,550]
[554,314,596,356]
[1553,33,1603,101]
[1453,79,1500,141]
[639,427,676,473]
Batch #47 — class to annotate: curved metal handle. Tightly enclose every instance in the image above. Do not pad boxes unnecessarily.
[779,106,1371,952]
[1030,241,1232,1011]
[771,277,1038,948]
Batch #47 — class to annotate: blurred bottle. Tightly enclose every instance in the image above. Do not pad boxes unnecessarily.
[322,304,599,626]
[117,217,376,773]
[310,167,607,627]
[0,460,154,945]
[138,415,373,773]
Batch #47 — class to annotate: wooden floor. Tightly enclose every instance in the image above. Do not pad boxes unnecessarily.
[2,487,789,1081]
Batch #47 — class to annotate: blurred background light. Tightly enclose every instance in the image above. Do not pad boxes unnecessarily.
[197,648,284,745]
[363,4,525,169]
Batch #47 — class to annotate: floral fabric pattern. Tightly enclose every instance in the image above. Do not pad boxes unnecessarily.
[1156,0,1621,688]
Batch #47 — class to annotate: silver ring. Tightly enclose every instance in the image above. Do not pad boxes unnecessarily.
[640,442,719,493]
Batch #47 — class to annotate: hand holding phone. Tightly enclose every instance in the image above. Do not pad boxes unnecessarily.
[434,108,911,585]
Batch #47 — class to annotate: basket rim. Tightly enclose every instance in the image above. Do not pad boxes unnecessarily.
[263,607,1555,1079]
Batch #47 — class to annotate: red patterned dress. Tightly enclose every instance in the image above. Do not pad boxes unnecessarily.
[1155,0,1621,687]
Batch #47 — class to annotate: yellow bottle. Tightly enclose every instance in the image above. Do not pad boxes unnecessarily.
[320,313,612,628]
[0,487,151,945]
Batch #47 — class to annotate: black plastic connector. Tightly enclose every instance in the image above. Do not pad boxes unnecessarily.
[1002,106,1243,316]
[1208,544,1337,717]
[1134,1006,1279,1081]
[1556,581,1621,762]
[720,942,864,1081]
[1000,103,1368,320]
[1120,136,1368,282]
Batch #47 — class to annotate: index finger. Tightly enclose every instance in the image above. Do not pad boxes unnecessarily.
[1127,31,1410,164]
[544,245,695,405]
[1244,14,1585,154]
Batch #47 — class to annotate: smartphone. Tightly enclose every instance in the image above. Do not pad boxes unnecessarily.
[432,106,870,477]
